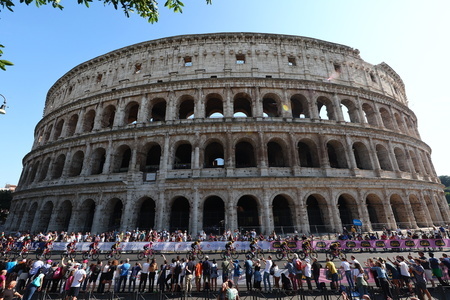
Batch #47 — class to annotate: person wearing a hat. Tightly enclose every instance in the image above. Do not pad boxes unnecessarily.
[68,263,86,300]
[232,260,241,290]
[303,258,313,291]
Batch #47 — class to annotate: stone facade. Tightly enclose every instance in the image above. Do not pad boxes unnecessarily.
[6,32,449,235]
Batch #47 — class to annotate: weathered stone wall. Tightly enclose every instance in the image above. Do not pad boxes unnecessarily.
[7,33,447,235]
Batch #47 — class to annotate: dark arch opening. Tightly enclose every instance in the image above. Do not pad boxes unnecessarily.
[306,195,326,233]
[203,196,225,234]
[237,196,260,230]
[137,198,156,230]
[272,195,294,234]
[170,197,190,232]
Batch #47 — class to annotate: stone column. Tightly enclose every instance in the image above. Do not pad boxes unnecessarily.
[296,189,310,233]
[192,187,200,235]
[401,190,418,229]
[224,85,233,118]
[356,189,371,232]
[156,191,166,231]
[332,93,345,122]
[262,190,272,234]
[74,107,85,135]
[81,143,92,176]
[102,140,114,174]
[195,88,205,119]
[138,94,149,122]
[344,135,358,170]
[381,190,397,230]
[368,137,382,177]
[61,148,73,178]
[91,197,106,234]
[166,90,176,121]
[253,87,261,117]
[307,90,319,119]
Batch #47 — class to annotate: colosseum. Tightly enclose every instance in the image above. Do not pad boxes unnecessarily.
[6,32,449,235]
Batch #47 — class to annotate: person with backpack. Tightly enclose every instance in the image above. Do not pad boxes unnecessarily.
[50,262,63,293]
[23,274,44,300]
[40,260,53,292]
[202,256,212,291]
[292,254,303,290]
[86,261,102,292]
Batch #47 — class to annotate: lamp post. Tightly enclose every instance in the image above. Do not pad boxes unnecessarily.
[0,94,6,114]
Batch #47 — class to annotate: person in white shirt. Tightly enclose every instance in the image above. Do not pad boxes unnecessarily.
[340,257,354,289]
[69,264,86,300]
[262,256,273,293]
[139,258,150,292]
[302,258,313,290]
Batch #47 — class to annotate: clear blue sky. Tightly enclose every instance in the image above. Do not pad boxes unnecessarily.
[0,0,449,186]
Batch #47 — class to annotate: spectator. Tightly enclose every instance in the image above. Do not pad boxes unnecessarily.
[262,256,273,293]
[118,258,130,292]
[243,256,253,291]
[128,262,141,292]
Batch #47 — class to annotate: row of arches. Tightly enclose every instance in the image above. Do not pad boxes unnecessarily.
[35,90,419,148]
[10,190,448,234]
[21,134,435,186]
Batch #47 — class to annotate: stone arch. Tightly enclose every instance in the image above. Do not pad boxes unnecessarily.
[136,197,156,230]
[326,140,348,169]
[178,95,195,119]
[262,93,281,117]
[394,147,409,172]
[394,113,407,134]
[43,124,53,143]
[28,160,40,184]
[113,144,132,173]
[297,139,320,168]
[237,195,260,230]
[82,109,96,132]
[54,200,73,232]
[204,141,225,168]
[290,94,310,118]
[150,98,167,122]
[362,103,378,126]
[409,150,421,174]
[170,196,190,232]
[124,101,139,125]
[205,93,224,118]
[235,139,256,168]
[140,143,162,172]
[390,194,409,226]
[66,114,79,136]
[267,140,287,167]
[375,144,393,171]
[409,194,428,227]
[90,147,106,175]
[420,151,431,175]
[203,196,225,234]
[51,154,66,179]
[78,199,96,233]
[316,96,335,120]
[272,194,295,234]
[37,201,54,233]
[15,202,27,231]
[101,104,116,128]
[53,119,64,140]
[233,93,252,117]
[352,142,372,170]
[306,194,330,233]
[366,193,388,230]
[23,202,38,230]
[379,107,395,130]
[337,194,359,227]
[341,99,359,123]
[107,198,123,231]
[68,150,84,177]
[174,142,192,169]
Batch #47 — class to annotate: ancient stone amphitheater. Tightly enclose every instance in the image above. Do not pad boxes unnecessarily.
[7,33,449,235]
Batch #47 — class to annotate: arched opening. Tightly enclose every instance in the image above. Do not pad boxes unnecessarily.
[137,197,156,230]
[143,144,161,172]
[297,140,320,168]
[362,103,378,126]
[90,148,106,175]
[66,114,79,136]
[317,96,335,120]
[409,150,421,174]
[150,99,166,122]
[338,194,359,228]
[170,197,190,232]
[290,94,309,118]
[37,158,51,182]
[43,125,53,143]
[306,195,328,233]
[394,113,406,134]
[101,105,116,128]
[82,109,96,132]
[113,145,132,173]
[203,196,225,234]
[237,196,260,230]
[204,142,225,168]
[341,99,359,123]
[53,119,64,140]
[376,144,393,171]
[124,102,139,125]
[267,141,287,167]
[394,147,409,172]
[23,202,38,230]
[366,194,388,230]
[28,161,40,184]
[233,93,252,117]
[174,143,192,169]
[327,140,348,169]
[108,198,123,231]
[205,94,224,118]
[178,97,195,119]
[380,108,395,130]
[79,199,96,233]
[68,150,84,177]
[37,201,54,233]
[262,95,280,117]
[235,141,256,168]
[425,196,440,225]
[51,154,66,179]
[352,142,372,170]
[55,200,72,232]
[272,195,294,234]
[390,195,409,227]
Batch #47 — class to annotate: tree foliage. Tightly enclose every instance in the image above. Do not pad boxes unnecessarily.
[0,0,212,70]
[439,175,450,187]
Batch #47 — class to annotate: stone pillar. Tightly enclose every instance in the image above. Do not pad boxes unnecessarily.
[401,190,418,229]
[166,90,176,121]
[91,197,106,234]
[356,97,367,124]
[224,85,233,118]
[195,88,205,119]
[281,88,290,118]
[308,91,319,119]
[156,191,166,231]
[371,102,384,129]
[138,94,149,122]
[61,148,73,178]
[344,135,358,171]
[120,194,136,231]
[81,143,92,176]
[102,140,114,174]
[332,93,345,122]
[368,137,382,177]
[381,190,397,230]
[262,190,272,234]
[74,108,85,134]
[159,134,170,179]
[356,189,371,232]
[253,87,261,117]
[192,187,200,235]
[328,189,342,233]
[387,141,400,175]
[115,97,127,127]
[296,189,310,234]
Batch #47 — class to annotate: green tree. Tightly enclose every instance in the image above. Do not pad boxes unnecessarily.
[439,175,450,187]
[0,0,212,70]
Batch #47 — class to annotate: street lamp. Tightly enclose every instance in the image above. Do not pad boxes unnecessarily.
[0,94,7,114]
